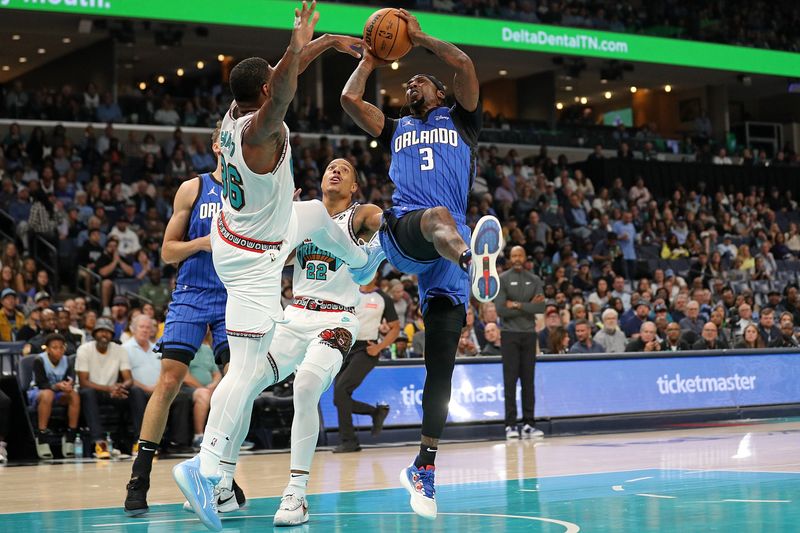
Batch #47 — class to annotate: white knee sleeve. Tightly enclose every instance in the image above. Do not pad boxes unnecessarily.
[289,370,326,473]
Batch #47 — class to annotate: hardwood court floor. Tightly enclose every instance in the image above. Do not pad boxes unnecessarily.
[1,419,799,531]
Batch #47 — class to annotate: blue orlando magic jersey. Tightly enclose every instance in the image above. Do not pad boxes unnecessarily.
[379,103,482,222]
[175,173,224,290]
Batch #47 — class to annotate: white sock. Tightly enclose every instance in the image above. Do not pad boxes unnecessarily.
[285,473,309,498]
[194,433,203,441]
[218,461,237,491]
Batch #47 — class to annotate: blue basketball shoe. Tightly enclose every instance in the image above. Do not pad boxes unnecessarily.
[399,464,437,520]
[172,456,222,531]
[470,215,503,302]
[350,232,386,286]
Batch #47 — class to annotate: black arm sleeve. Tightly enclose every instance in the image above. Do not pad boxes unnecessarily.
[377,117,398,148]
[32,358,51,390]
[379,291,399,322]
[451,100,483,146]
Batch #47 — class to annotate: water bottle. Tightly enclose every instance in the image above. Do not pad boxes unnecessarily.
[106,432,114,455]
[74,434,83,458]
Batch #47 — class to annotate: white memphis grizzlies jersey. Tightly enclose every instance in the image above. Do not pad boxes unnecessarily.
[292,203,360,307]
[218,105,295,243]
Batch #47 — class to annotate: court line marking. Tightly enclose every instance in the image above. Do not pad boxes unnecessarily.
[722,499,790,503]
[612,485,624,492]
[0,467,657,515]
[625,476,653,483]
[91,512,581,532]
[636,493,676,499]
[519,489,539,492]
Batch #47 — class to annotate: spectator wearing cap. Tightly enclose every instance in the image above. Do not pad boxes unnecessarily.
[661,322,689,351]
[0,288,24,341]
[124,315,192,448]
[766,290,784,314]
[572,259,594,292]
[391,334,413,359]
[612,212,637,280]
[111,296,130,341]
[693,322,729,350]
[569,319,603,354]
[108,217,141,259]
[593,308,627,353]
[95,237,134,312]
[592,232,623,275]
[538,303,562,352]
[625,321,662,352]
[33,290,51,311]
[76,317,146,459]
[679,300,705,336]
[28,333,80,459]
[622,301,650,338]
[758,308,782,345]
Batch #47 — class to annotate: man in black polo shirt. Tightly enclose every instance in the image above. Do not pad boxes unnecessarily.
[495,246,546,440]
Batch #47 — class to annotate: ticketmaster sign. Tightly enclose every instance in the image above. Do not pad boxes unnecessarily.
[319,352,800,428]
[2,0,800,77]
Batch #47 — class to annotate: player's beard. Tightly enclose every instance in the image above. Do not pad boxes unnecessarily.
[409,94,425,113]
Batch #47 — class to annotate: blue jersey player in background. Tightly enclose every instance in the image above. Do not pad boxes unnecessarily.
[341,8,503,521]
[124,123,244,516]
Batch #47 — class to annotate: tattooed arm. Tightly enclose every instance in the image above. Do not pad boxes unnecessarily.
[397,9,479,112]
[340,51,390,137]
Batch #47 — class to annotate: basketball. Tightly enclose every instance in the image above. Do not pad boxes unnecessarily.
[363,8,413,61]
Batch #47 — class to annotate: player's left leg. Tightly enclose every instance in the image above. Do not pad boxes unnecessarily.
[399,281,466,520]
[274,327,352,527]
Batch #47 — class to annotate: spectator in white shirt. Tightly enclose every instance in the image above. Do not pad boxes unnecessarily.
[108,218,141,259]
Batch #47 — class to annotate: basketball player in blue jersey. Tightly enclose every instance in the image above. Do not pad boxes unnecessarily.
[341,9,503,521]
[123,123,245,516]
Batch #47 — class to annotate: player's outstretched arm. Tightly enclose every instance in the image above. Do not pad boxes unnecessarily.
[340,51,390,137]
[298,33,362,75]
[353,203,383,241]
[247,0,319,147]
[162,178,208,265]
[397,9,479,111]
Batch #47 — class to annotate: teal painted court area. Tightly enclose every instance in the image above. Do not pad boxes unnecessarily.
[5,468,799,532]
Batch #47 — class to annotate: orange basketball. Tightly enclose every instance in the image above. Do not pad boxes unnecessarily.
[363,8,413,61]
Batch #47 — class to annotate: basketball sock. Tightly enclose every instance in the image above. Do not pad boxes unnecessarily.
[218,460,237,491]
[415,443,437,467]
[458,249,472,272]
[131,439,159,478]
[286,472,309,498]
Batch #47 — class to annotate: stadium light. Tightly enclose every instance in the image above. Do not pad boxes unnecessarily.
[1,66,9,72]
[498,69,507,76]
[580,96,588,104]
[138,82,147,90]
[379,89,386,95]
[217,54,225,61]
[37,48,46,54]
[197,60,205,69]
[62,37,71,44]
[12,35,20,41]
[369,140,378,148]
[556,102,563,110]
[177,68,185,77]
[604,91,612,99]
[630,86,638,93]
[565,85,573,91]
[573,96,580,102]
[18,57,27,63]
[157,75,165,84]
[391,61,399,70]
[665,84,672,92]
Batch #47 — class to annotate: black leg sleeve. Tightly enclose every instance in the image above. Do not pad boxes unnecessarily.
[420,298,466,440]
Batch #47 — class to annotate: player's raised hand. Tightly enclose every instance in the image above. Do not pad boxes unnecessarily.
[396,9,424,46]
[360,48,391,69]
[328,34,363,59]
[290,1,320,54]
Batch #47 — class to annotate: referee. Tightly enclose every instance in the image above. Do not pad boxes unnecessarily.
[495,246,546,439]
[333,274,401,453]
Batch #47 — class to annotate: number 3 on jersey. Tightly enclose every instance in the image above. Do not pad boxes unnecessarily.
[220,154,245,210]
[419,147,434,171]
